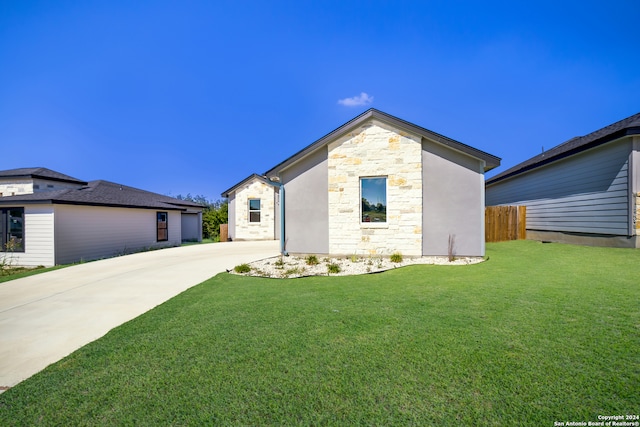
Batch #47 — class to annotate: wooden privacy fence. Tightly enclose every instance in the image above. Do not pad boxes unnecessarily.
[220,224,228,242]
[485,206,526,242]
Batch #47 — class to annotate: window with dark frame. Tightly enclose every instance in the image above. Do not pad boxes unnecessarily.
[0,207,25,252]
[157,212,168,241]
[248,199,261,223]
[361,177,387,223]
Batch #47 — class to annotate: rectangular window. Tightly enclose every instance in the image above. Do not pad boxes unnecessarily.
[0,207,25,252]
[248,199,261,222]
[157,212,168,241]
[361,177,387,223]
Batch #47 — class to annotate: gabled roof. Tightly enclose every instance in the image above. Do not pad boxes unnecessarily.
[265,108,501,177]
[0,180,203,211]
[487,112,640,186]
[221,173,274,198]
[0,167,87,185]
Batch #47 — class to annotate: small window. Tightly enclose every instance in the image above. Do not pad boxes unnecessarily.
[361,177,387,223]
[1,207,25,252]
[248,199,261,223]
[157,212,168,241]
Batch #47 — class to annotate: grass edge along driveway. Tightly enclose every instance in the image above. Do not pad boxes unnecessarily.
[0,241,638,426]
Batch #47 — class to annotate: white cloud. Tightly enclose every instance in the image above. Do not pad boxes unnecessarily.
[337,92,374,107]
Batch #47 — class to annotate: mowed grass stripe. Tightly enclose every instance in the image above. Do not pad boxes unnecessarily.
[0,241,637,425]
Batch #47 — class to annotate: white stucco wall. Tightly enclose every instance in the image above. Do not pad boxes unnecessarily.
[327,120,423,256]
[233,179,276,240]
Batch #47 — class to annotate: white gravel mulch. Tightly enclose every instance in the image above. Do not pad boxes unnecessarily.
[230,254,484,279]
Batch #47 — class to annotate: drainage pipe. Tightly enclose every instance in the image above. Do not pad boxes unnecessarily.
[265,177,288,256]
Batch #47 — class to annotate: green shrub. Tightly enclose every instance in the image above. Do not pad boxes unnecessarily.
[305,255,319,266]
[390,252,403,263]
[233,263,251,273]
[327,263,341,274]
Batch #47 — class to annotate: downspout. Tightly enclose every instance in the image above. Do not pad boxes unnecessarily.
[265,177,288,256]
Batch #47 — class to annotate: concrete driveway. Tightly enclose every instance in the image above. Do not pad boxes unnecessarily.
[0,240,279,391]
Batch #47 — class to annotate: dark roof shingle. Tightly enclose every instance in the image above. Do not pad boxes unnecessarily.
[0,180,203,211]
[487,112,640,185]
[0,167,87,184]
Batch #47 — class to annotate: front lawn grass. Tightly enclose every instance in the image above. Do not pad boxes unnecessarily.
[1,241,638,425]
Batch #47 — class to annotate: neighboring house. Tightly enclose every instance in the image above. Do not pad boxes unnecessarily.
[486,112,640,248]
[221,174,277,242]
[222,109,501,257]
[0,168,203,266]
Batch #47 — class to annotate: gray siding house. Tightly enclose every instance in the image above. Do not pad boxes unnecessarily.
[0,168,203,266]
[486,112,640,248]
[223,109,501,257]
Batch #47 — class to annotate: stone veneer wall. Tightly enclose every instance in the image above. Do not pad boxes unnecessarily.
[0,178,84,197]
[0,179,33,196]
[327,120,423,256]
[234,179,275,240]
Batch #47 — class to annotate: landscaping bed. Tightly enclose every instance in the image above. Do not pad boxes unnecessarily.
[232,253,483,278]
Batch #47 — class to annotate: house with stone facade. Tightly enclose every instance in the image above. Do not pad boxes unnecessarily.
[222,109,501,257]
[486,112,640,248]
[0,167,203,266]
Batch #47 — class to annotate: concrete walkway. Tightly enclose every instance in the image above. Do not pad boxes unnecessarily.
[0,240,279,390]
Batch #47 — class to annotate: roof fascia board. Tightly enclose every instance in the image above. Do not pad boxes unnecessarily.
[487,127,640,186]
[265,109,500,177]
[51,200,187,211]
[0,173,87,185]
[221,173,271,198]
[31,175,88,185]
[0,198,185,211]
[0,200,54,206]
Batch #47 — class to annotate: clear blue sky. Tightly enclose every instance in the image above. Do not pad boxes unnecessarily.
[1,1,638,201]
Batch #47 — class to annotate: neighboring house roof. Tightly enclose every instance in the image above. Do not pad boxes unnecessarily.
[487,112,640,185]
[265,108,501,178]
[0,179,203,211]
[0,167,87,185]
[221,174,275,198]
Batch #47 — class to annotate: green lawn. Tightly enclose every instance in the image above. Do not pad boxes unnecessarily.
[1,241,638,425]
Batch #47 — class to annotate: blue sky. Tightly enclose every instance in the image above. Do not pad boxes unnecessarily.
[1,1,638,201]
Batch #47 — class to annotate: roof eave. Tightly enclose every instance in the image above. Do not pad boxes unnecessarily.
[264,108,501,177]
[487,126,640,186]
[221,173,272,198]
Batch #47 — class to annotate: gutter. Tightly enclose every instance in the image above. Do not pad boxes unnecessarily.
[264,177,288,256]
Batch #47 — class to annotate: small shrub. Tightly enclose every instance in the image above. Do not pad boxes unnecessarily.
[233,263,251,274]
[0,239,19,276]
[305,255,319,266]
[275,257,285,269]
[390,252,403,263]
[327,263,341,275]
[350,254,360,263]
[448,234,457,262]
[283,267,305,278]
